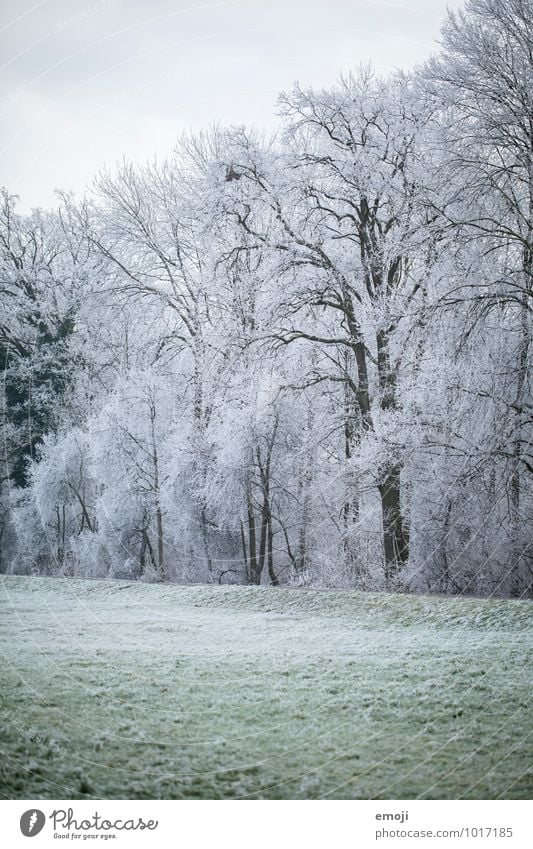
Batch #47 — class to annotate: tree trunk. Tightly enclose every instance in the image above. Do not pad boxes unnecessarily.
[240,519,249,581]
[258,496,268,580]
[379,464,409,587]
[155,501,165,581]
[247,487,260,584]
[149,399,165,581]
[376,327,409,584]
[255,425,278,586]
[267,512,278,586]
[342,357,361,579]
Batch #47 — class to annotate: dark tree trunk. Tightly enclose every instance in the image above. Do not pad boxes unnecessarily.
[247,489,260,584]
[376,327,409,584]
[267,512,278,586]
[379,464,409,587]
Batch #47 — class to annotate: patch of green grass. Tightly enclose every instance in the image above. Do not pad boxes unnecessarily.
[0,576,531,799]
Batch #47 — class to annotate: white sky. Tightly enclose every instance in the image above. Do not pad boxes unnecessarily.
[0,0,459,211]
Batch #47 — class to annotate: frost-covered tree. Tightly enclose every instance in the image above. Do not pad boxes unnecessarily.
[1,0,530,597]
[416,0,533,594]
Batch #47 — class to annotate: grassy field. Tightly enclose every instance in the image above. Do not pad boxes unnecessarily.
[0,575,531,800]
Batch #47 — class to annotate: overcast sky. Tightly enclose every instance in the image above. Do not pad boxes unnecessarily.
[0,0,458,211]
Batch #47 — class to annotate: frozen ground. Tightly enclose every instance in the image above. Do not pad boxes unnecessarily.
[0,576,531,799]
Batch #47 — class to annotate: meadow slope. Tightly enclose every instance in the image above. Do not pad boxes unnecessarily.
[0,576,531,799]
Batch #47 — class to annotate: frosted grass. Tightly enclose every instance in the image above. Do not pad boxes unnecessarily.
[1,576,531,799]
